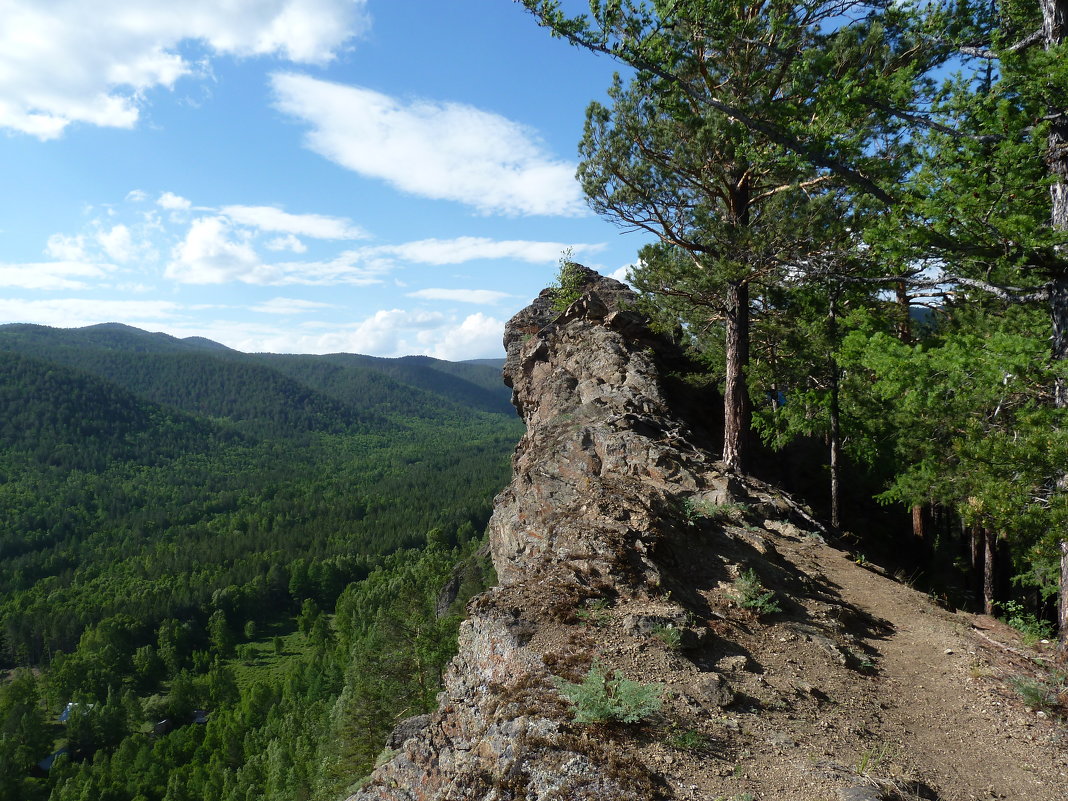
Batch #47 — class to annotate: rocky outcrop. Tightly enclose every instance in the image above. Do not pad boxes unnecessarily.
[348,268,1068,801]
[348,267,824,800]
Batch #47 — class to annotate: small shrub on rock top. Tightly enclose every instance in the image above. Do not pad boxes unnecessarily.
[549,251,586,312]
[554,662,662,724]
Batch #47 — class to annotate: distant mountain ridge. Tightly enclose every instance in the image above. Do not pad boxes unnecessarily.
[0,323,515,434]
[0,322,233,353]
[0,321,523,674]
[0,349,235,471]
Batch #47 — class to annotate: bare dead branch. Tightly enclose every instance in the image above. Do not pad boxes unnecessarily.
[959,27,1045,59]
[837,272,1052,303]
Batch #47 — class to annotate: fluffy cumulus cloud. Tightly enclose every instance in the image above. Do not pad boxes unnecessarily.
[96,224,138,263]
[271,74,587,217]
[609,263,636,285]
[330,309,446,356]
[304,309,503,359]
[44,234,88,262]
[265,234,308,253]
[160,205,603,287]
[203,308,501,358]
[0,0,369,139]
[164,216,389,286]
[166,216,266,284]
[424,313,504,361]
[157,192,192,211]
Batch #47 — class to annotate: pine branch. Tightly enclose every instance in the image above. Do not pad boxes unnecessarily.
[520,3,897,205]
[838,272,1052,303]
[958,27,1045,59]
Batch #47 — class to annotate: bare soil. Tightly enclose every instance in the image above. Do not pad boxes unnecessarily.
[534,524,1068,801]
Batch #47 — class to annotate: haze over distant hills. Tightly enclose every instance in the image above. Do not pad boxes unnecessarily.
[0,322,516,430]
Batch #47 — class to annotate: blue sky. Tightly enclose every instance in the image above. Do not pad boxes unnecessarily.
[0,0,648,359]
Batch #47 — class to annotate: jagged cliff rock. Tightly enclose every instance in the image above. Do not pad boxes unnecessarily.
[350,268,1067,801]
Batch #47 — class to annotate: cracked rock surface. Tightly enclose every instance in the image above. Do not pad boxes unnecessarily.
[349,268,1068,801]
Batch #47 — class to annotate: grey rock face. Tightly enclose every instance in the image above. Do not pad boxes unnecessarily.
[348,268,821,801]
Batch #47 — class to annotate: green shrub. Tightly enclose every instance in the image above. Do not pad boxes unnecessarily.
[666,727,710,752]
[549,252,586,312]
[681,497,751,525]
[554,662,662,725]
[575,598,611,627]
[996,600,1056,646]
[1009,672,1067,716]
[731,568,781,615]
[651,624,683,650]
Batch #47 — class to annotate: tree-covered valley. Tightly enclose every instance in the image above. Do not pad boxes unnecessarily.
[5,0,1068,798]
[0,323,522,801]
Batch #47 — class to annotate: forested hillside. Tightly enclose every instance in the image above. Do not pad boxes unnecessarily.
[522,0,1068,648]
[5,0,1068,799]
[0,326,521,801]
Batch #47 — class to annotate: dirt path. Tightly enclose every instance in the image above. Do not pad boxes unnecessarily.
[803,540,1068,801]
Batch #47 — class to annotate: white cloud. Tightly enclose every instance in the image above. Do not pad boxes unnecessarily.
[0,261,114,291]
[158,192,192,211]
[0,297,181,326]
[44,233,88,261]
[96,224,136,263]
[266,252,388,286]
[221,308,502,358]
[270,73,587,217]
[424,313,505,361]
[407,288,512,305]
[608,263,635,285]
[166,216,265,284]
[0,1,369,139]
[265,234,308,253]
[165,226,604,287]
[165,216,388,286]
[125,189,148,203]
[372,237,604,265]
[250,297,337,315]
[302,308,446,357]
[220,205,368,239]
[0,301,505,360]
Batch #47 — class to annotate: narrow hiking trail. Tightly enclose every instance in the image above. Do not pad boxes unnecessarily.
[797,536,1068,801]
[354,272,1066,801]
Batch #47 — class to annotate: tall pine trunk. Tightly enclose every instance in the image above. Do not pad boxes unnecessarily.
[970,525,984,607]
[829,370,842,529]
[983,528,997,616]
[828,290,842,529]
[893,282,927,542]
[1041,0,1068,653]
[723,280,751,473]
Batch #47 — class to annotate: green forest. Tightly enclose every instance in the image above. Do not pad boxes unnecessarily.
[526,0,1068,645]
[0,323,520,801]
[4,0,1068,799]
